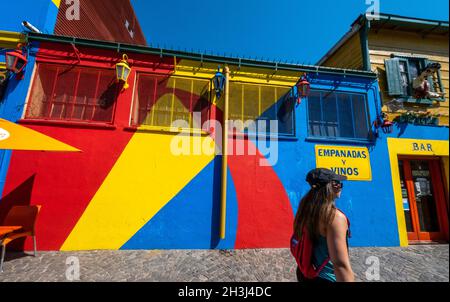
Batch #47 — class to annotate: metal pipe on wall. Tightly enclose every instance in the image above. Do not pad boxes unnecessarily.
[220,65,230,239]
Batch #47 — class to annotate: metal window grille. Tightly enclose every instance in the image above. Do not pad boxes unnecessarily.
[132,73,211,129]
[26,63,118,123]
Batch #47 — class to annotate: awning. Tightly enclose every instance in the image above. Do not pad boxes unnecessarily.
[0,119,80,152]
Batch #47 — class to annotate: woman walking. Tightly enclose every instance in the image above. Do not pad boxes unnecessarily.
[293,168,355,282]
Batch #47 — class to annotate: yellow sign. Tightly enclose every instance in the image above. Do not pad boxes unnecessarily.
[315,145,372,181]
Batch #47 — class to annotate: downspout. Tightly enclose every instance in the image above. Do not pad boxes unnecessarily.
[360,18,371,72]
[220,66,230,239]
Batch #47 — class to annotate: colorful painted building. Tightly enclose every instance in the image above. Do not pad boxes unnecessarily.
[318,13,449,246]
[1,11,448,252]
[0,29,428,252]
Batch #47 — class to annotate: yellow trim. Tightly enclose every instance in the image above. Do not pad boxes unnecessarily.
[136,125,210,136]
[387,138,449,247]
[0,31,25,49]
[52,0,61,8]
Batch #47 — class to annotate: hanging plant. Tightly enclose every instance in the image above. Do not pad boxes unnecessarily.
[394,112,440,126]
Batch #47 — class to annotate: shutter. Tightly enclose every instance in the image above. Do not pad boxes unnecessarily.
[385,58,403,96]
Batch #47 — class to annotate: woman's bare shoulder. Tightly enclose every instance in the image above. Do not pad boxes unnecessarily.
[330,210,348,230]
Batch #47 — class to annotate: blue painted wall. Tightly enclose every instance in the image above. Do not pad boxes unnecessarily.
[1,0,59,34]
[0,42,40,197]
[122,158,239,250]
[0,0,59,199]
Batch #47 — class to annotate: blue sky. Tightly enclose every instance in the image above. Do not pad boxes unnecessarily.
[131,0,449,64]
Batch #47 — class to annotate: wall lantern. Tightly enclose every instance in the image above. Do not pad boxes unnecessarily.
[5,44,28,77]
[295,74,310,103]
[381,119,394,134]
[212,66,226,99]
[115,54,131,90]
[373,112,393,136]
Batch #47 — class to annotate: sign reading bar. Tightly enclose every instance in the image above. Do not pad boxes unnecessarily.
[315,145,372,181]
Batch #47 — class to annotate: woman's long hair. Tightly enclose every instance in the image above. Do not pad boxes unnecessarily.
[293,183,338,242]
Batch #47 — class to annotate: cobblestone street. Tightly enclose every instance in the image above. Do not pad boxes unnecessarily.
[0,245,448,282]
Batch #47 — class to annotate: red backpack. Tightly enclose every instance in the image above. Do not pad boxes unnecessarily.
[290,209,350,280]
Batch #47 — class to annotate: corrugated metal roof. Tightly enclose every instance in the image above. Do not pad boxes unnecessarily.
[54,0,147,46]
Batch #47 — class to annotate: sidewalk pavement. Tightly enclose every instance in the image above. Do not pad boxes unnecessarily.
[0,245,448,282]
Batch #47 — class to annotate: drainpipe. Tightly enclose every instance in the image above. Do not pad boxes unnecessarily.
[220,65,230,240]
[359,18,371,72]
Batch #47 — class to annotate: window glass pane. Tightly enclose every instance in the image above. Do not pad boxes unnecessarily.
[351,94,370,139]
[321,92,338,137]
[399,61,409,96]
[408,60,420,79]
[191,79,210,129]
[229,82,243,122]
[27,64,57,118]
[410,161,440,232]
[51,67,77,120]
[243,84,259,122]
[133,75,159,126]
[72,70,98,120]
[337,93,354,138]
[308,90,322,137]
[93,70,117,122]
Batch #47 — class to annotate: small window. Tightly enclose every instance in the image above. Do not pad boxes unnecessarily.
[132,74,211,129]
[228,82,294,136]
[307,90,371,141]
[26,64,118,123]
[385,56,445,102]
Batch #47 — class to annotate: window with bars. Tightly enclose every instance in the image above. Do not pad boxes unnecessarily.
[228,82,294,136]
[26,63,118,123]
[307,90,371,141]
[132,73,211,129]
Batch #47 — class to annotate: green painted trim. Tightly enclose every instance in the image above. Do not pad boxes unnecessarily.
[26,32,378,79]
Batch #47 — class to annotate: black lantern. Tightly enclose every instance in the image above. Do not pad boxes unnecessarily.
[212,66,225,99]
[5,44,28,76]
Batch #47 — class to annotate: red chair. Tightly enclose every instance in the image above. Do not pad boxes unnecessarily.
[0,205,41,272]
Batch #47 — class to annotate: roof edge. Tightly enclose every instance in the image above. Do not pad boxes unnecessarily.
[26,32,378,79]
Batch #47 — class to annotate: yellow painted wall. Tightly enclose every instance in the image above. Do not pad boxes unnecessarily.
[368,29,449,126]
[320,33,363,70]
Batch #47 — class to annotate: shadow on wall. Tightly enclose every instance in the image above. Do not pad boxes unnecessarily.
[210,155,225,249]
[0,174,35,251]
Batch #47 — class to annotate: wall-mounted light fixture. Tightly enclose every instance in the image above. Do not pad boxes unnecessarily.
[5,44,28,78]
[212,66,226,99]
[115,54,131,90]
[295,74,310,104]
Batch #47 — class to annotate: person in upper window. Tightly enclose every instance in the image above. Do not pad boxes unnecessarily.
[412,62,444,99]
